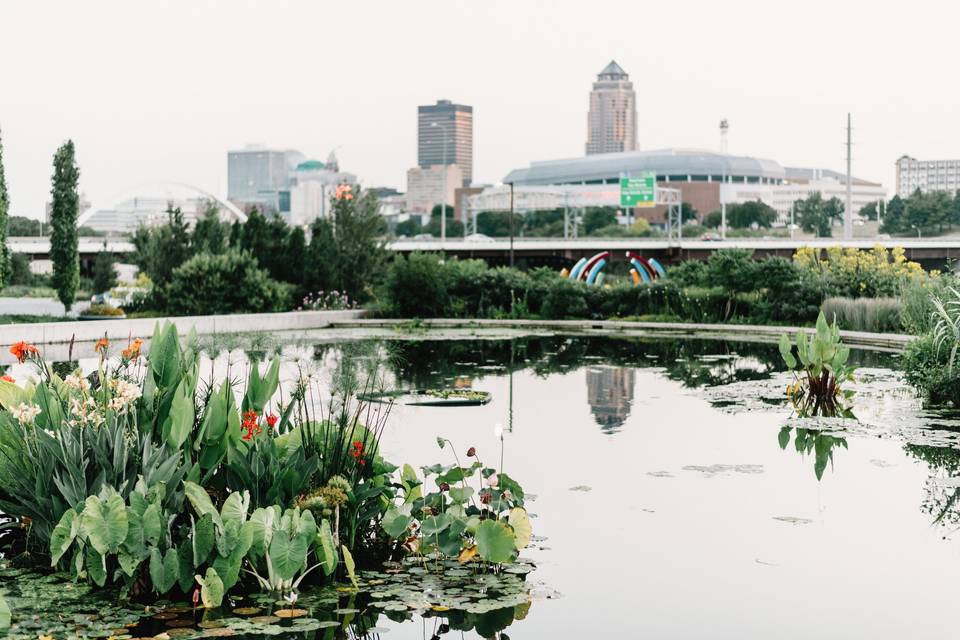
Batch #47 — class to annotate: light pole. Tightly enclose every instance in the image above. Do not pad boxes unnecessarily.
[507,182,515,268]
[720,119,729,240]
[430,122,450,248]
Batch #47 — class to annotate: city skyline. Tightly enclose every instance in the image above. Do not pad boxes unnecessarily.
[2,0,959,218]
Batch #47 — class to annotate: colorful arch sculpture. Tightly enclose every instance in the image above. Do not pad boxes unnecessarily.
[626,252,666,283]
[561,252,611,286]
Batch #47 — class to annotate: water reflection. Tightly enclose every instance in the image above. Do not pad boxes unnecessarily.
[585,366,636,433]
[778,426,849,480]
[905,443,960,529]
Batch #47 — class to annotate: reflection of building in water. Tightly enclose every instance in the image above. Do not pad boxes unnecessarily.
[586,366,636,432]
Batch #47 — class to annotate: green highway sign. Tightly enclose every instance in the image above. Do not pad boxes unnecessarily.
[620,172,656,208]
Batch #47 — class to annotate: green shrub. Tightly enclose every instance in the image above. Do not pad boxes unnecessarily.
[902,334,960,406]
[820,297,901,333]
[667,260,708,287]
[382,252,450,317]
[540,278,588,319]
[158,250,289,316]
[900,275,956,336]
[10,253,32,286]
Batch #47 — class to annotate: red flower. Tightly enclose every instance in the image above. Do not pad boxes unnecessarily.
[479,489,492,505]
[241,409,261,441]
[350,440,365,464]
[1,375,13,383]
[266,413,278,428]
[10,342,38,363]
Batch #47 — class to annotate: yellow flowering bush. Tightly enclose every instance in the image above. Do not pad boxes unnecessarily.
[793,244,934,298]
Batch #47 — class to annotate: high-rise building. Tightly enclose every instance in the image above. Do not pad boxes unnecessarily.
[896,155,960,197]
[586,61,638,155]
[418,100,473,186]
[227,145,305,210]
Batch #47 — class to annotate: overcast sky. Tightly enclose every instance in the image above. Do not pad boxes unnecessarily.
[1,0,957,218]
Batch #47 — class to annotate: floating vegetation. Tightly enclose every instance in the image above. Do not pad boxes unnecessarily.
[681,464,764,477]
[360,388,492,406]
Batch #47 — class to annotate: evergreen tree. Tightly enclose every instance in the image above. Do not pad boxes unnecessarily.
[92,249,117,293]
[192,203,228,254]
[0,127,11,289]
[50,140,80,310]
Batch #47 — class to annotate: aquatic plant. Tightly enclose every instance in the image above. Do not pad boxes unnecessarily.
[380,439,531,566]
[778,312,856,418]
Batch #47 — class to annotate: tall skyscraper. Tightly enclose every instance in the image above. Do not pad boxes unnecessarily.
[586,61,638,155]
[418,100,473,186]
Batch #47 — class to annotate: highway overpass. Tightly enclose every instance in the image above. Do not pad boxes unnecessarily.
[10,236,960,270]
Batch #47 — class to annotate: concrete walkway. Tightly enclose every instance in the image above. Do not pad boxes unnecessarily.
[327,318,913,352]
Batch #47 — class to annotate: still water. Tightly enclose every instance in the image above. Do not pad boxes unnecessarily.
[7,334,960,639]
[370,336,958,638]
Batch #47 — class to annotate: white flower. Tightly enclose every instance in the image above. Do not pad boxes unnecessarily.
[10,403,41,425]
[502,489,513,500]
[108,378,142,414]
[486,473,499,488]
[494,422,504,439]
[64,373,90,392]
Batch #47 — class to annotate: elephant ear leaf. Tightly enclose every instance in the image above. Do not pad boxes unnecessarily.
[195,567,225,608]
[778,334,796,369]
[50,508,79,566]
[81,494,128,555]
[341,545,358,588]
[149,547,179,594]
[85,546,107,587]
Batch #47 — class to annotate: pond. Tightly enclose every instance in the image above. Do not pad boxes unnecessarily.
[4,332,960,638]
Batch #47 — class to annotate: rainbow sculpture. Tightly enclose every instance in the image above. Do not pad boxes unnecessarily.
[626,251,665,284]
[561,251,611,286]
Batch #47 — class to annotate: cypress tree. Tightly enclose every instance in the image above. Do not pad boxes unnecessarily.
[50,140,80,311]
[0,127,11,289]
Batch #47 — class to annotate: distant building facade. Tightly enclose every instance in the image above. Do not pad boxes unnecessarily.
[288,152,357,225]
[586,61,638,155]
[418,100,473,186]
[227,145,305,213]
[406,165,463,214]
[896,155,960,197]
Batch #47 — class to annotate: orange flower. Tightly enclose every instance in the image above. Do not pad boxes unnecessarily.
[9,341,38,363]
[335,184,354,201]
[94,337,109,353]
[1,375,14,383]
[121,338,143,360]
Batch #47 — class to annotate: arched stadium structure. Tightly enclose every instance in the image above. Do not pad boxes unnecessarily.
[78,182,248,234]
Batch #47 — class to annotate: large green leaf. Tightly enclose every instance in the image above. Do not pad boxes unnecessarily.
[164,377,195,450]
[436,518,467,557]
[243,357,280,413]
[778,334,797,369]
[176,543,195,593]
[142,503,162,546]
[0,592,10,630]
[268,530,308,582]
[421,513,452,537]
[382,507,412,539]
[316,519,337,576]
[192,513,216,567]
[211,523,252,590]
[184,481,222,529]
[118,549,141,578]
[81,494,128,555]
[149,547,179,594]
[475,520,515,564]
[247,506,279,558]
[0,378,31,410]
[123,508,146,558]
[508,508,532,550]
[85,545,107,587]
[49,508,78,566]
[341,545,358,588]
[449,486,474,504]
[196,567,225,608]
[220,491,250,530]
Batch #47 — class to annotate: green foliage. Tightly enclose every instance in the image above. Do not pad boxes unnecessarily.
[779,312,856,417]
[425,205,464,237]
[92,250,117,293]
[0,128,11,289]
[583,207,618,234]
[726,200,777,228]
[902,333,960,406]
[156,250,289,316]
[50,141,81,310]
[795,192,844,237]
[381,439,529,566]
[880,189,959,236]
[820,297,902,333]
[777,427,848,480]
[9,253,32,286]
[382,253,450,317]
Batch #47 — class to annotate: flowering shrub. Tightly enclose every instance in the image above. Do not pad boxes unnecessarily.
[299,290,357,311]
[793,244,933,298]
[0,321,532,606]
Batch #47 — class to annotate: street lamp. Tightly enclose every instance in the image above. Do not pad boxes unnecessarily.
[430,122,451,248]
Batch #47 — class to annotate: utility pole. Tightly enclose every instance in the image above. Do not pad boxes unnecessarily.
[508,182,515,268]
[844,113,853,240]
[720,119,729,240]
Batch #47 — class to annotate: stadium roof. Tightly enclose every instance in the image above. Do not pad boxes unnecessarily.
[503,148,786,185]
